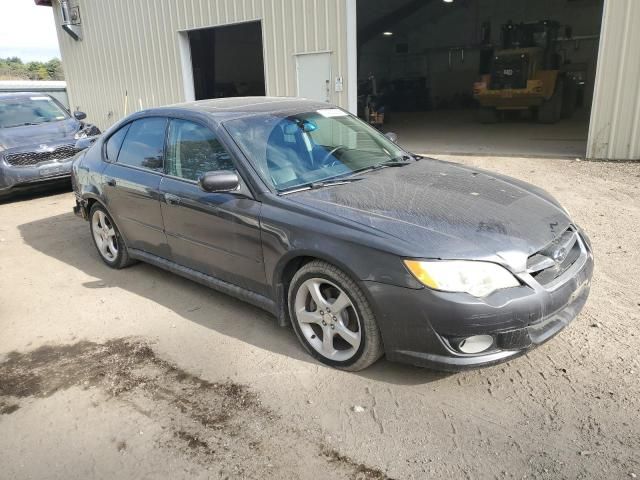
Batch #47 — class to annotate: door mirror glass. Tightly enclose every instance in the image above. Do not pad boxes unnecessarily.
[199,171,239,193]
[74,111,87,120]
[385,132,398,143]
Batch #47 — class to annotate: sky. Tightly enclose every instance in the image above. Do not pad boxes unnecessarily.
[0,0,61,62]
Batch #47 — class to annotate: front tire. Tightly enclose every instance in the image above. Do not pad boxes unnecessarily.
[288,261,383,371]
[89,203,134,269]
[476,107,499,124]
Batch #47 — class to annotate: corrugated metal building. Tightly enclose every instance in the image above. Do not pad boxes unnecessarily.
[39,0,640,160]
[587,0,640,160]
[46,0,355,126]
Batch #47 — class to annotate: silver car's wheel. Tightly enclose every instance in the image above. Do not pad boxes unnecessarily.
[294,278,362,362]
[288,261,383,371]
[92,209,118,262]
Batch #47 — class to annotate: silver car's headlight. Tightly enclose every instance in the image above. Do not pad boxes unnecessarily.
[74,129,89,139]
[74,125,100,140]
[404,260,520,298]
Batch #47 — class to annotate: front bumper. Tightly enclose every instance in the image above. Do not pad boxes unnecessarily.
[366,237,594,371]
[0,159,74,195]
[474,90,547,109]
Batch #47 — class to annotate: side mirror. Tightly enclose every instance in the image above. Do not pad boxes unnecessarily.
[74,111,87,120]
[199,171,239,193]
[385,132,398,143]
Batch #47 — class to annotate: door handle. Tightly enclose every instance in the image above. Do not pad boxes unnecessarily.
[105,177,116,187]
[164,193,181,206]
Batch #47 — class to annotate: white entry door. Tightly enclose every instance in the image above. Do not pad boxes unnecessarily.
[296,53,331,103]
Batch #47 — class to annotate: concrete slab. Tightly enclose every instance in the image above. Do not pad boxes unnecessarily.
[386,109,590,159]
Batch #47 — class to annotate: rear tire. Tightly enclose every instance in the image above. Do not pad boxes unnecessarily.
[538,78,564,124]
[288,261,384,371]
[561,78,578,119]
[89,203,134,269]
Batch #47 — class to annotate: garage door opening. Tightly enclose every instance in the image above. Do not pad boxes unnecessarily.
[357,0,605,158]
[188,21,265,101]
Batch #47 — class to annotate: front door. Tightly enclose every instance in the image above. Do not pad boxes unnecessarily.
[159,118,266,295]
[102,117,169,258]
[296,52,332,103]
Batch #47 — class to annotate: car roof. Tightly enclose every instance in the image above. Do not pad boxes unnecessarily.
[0,91,52,100]
[141,97,338,124]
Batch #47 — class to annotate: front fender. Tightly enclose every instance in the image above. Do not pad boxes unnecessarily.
[261,201,423,295]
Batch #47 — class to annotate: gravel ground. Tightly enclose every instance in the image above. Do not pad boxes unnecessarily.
[0,155,639,479]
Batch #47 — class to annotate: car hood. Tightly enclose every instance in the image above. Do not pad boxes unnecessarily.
[0,118,81,152]
[287,159,571,272]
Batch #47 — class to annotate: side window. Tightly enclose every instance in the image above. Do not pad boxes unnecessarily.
[117,117,167,172]
[166,119,234,182]
[105,123,130,162]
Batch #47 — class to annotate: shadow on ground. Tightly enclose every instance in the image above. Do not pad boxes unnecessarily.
[18,211,449,386]
[0,181,72,205]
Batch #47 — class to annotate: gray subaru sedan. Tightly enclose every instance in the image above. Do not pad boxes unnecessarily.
[72,97,593,371]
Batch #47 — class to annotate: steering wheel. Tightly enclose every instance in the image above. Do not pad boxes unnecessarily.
[319,146,348,168]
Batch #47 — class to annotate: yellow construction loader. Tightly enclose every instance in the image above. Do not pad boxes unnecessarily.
[473,20,576,124]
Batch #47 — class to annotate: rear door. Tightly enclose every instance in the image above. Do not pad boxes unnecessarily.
[159,118,265,294]
[102,117,169,258]
[296,52,332,103]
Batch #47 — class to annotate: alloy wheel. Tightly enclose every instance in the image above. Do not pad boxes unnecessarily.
[293,278,362,361]
[92,210,118,262]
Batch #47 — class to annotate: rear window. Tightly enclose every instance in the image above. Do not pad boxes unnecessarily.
[105,123,131,162]
[117,118,167,172]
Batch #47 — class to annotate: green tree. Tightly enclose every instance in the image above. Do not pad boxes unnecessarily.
[45,58,64,80]
[0,57,64,80]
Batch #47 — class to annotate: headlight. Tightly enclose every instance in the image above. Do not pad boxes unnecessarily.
[404,260,520,297]
[74,129,89,140]
[75,125,101,140]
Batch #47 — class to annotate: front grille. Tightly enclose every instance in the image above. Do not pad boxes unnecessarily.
[527,227,583,286]
[4,144,81,167]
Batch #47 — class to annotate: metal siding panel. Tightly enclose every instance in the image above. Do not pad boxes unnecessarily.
[588,0,640,160]
[280,0,291,95]
[54,0,350,130]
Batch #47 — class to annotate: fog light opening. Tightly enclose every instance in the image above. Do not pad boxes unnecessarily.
[456,335,494,354]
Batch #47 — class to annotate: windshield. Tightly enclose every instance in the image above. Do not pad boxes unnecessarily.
[0,96,69,128]
[224,109,406,192]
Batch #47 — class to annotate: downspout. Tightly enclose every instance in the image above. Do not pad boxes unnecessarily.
[60,0,82,41]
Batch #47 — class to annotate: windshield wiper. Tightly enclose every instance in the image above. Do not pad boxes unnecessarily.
[310,178,364,189]
[279,177,363,195]
[349,156,414,176]
[4,122,41,128]
[372,159,413,169]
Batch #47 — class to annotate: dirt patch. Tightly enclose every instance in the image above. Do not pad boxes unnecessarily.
[0,401,20,415]
[322,447,394,480]
[0,338,391,479]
